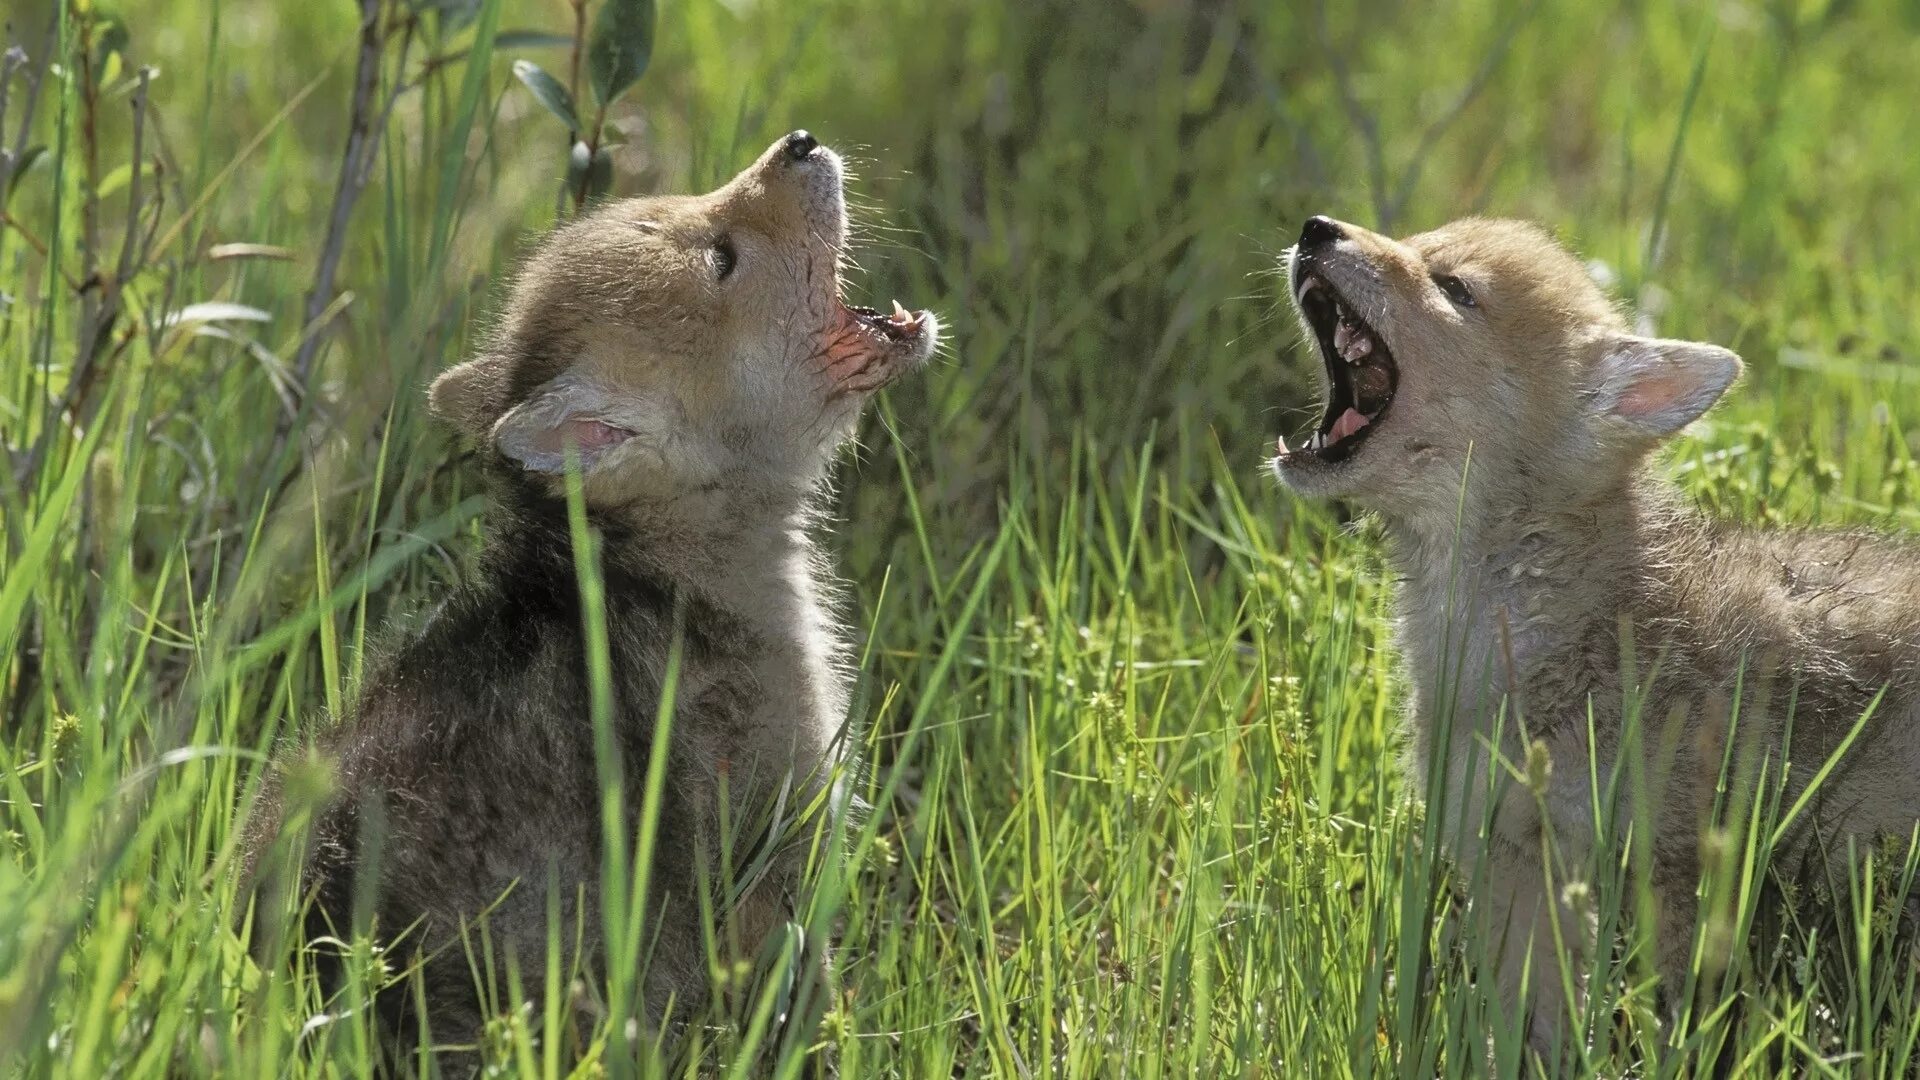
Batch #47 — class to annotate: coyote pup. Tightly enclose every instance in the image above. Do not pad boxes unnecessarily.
[249,132,938,1046]
[1270,215,1920,1049]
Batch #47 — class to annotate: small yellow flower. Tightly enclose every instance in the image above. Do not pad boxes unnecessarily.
[1524,739,1552,795]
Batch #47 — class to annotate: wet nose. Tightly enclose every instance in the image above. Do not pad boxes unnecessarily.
[1298,215,1344,251]
[783,130,819,161]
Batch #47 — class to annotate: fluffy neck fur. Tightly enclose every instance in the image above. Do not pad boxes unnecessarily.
[493,454,825,592]
[1379,470,1676,742]
[488,459,853,786]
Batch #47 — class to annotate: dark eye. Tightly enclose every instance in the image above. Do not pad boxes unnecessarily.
[713,236,737,280]
[1433,273,1475,308]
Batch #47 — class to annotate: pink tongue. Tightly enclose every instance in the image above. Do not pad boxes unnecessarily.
[1329,407,1370,442]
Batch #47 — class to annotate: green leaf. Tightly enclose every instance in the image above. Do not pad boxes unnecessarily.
[163,301,274,327]
[588,0,655,108]
[91,16,130,72]
[95,160,158,200]
[512,59,579,132]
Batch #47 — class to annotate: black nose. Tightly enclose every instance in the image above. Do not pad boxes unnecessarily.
[783,130,818,161]
[1299,215,1344,250]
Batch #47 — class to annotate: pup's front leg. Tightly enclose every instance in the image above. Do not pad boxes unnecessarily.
[1478,834,1586,1062]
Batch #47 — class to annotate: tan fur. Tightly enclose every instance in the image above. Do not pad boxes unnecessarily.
[249,135,939,1051]
[1271,217,1920,1053]
[433,136,932,503]
[430,136,939,814]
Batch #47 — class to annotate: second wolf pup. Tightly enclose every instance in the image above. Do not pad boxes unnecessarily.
[247,131,939,1049]
[1270,214,1920,1051]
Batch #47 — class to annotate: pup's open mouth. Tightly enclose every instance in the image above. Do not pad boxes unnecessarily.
[844,299,931,346]
[1277,267,1398,465]
[823,297,938,392]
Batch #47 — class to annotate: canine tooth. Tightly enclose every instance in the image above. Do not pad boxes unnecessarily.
[889,299,913,325]
[1344,335,1372,362]
[1276,433,1290,455]
[1298,275,1321,300]
[1333,321,1351,354]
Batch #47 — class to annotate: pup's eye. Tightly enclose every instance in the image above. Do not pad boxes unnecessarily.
[1432,273,1476,308]
[713,237,737,281]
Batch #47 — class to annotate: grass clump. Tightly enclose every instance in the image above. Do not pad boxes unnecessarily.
[3,0,1919,1075]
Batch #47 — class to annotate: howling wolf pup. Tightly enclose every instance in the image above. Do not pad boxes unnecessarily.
[1270,215,1920,1052]
[246,131,938,1051]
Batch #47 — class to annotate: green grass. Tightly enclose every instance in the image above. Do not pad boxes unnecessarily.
[4,0,1920,1075]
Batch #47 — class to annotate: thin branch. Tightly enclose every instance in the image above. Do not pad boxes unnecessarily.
[12,68,154,490]
[0,44,26,184]
[567,0,586,107]
[1382,0,1540,229]
[1314,0,1390,227]
[559,0,589,218]
[1314,0,1536,231]
[6,21,54,193]
[115,67,154,283]
[285,0,387,398]
[242,0,401,595]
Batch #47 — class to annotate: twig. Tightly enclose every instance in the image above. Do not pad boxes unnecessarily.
[285,0,387,399]
[567,0,586,107]
[571,101,608,212]
[236,0,403,600]
[1315,0,1537,231]
[5,21,53,195]
[559,0,589,217]
[13,68,153,491]
[0,43,26,188]
[372,21,419,151]
[77,15,101,300]
[1314,0,1390,227]
[116,68,154,284]
[1381,0,1539,229]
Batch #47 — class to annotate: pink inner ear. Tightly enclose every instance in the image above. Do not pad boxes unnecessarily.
[565,418,633,451]
[1615,372,1690,419]
[531,416,633,459]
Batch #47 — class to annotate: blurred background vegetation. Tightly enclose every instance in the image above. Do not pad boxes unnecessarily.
[3,0,1919,1074]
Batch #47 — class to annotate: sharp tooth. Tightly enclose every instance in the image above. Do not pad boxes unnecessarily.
[1298,275,1321,301]
[890,299,912,324]
[1345,335,1372,362]
[1333,321,1351,354]
[1276,433,1289,456]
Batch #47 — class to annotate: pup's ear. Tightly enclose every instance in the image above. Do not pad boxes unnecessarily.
[489,374,633,474]
[429,355,512,441]
[1587,335,1742,438]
